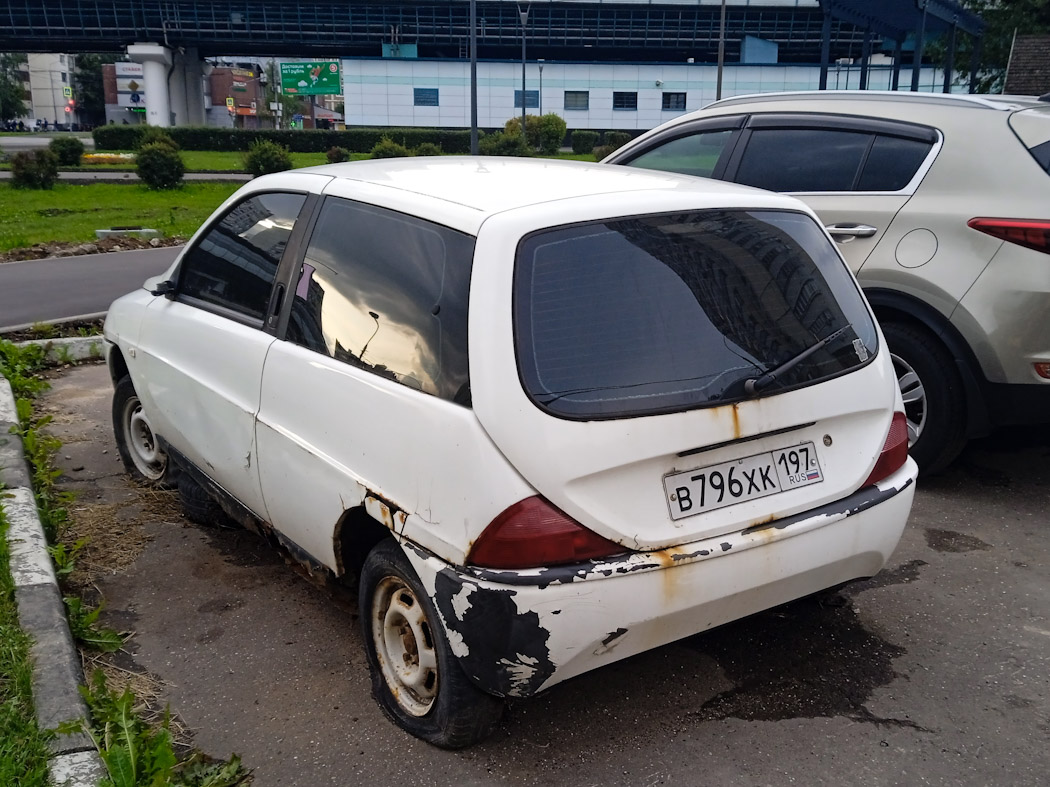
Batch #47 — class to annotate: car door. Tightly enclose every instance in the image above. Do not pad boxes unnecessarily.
[723,114,939,274]
[135,186,317,519]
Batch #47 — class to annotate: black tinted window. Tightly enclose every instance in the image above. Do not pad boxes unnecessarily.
[624,130,735,178]
[287,198,474,404]
[736,129,872,192]
[179,192,306,320]
[857,135,932,191]
[515,210,877,419]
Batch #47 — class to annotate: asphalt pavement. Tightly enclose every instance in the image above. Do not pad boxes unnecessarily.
[0,247,180,330]
[40,364,1050,787]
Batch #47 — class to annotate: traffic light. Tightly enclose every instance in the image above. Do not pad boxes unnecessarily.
[64,98,75,114]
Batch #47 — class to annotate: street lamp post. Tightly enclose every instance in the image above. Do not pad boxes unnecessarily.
[538,59,544,115]
[518,4,529,131]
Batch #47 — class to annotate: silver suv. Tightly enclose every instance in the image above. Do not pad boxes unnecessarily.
[606,91,1050,473]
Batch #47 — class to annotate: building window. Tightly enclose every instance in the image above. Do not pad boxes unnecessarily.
[564,91,589,111]
[61,72,68,83]
[514,90,539,109]
[613,92,638,111]
[413,88,439,107]
[662,92,687,111]
[59,55,66,64]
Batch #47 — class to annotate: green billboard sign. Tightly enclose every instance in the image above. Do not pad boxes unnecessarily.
[280,61,342,95]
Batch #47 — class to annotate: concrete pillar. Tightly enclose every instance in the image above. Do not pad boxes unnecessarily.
[127,43,172,126]
[184,48,207,126]
[168,52,188,126]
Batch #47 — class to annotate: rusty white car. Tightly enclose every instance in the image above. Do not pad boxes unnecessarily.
[104,157,917,747]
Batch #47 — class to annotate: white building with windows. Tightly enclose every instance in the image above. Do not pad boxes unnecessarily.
[27,53,75,127]
[341,57,955,131]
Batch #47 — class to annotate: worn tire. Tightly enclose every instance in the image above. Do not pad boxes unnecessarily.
[177,475,236,529]
[881,321,968,475]
[112,375,176,487]
[359,539,503,748]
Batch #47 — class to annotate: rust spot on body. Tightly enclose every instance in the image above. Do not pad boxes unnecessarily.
[731,401,741,439]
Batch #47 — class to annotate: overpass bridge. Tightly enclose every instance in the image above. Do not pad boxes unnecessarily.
[1,1,983,126]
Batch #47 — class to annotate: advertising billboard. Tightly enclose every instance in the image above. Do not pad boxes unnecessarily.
[280,62,341,95]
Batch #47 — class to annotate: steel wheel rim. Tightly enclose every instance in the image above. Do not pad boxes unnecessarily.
[122,396,165,480]
[891,351,926,447]
[371,575,439,717]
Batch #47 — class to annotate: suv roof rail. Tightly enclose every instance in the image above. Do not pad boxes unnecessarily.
[705,90,1041,112]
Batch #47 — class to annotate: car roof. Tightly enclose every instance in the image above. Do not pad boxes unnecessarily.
[289,156,804,234]
[705,90,1045,113]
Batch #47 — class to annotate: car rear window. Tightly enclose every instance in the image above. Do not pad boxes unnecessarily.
[1009,107,1050,175]
[514,209,878,419]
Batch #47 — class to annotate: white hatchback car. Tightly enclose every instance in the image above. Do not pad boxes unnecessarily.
[105,158,917,747]
[605,91,1050,474]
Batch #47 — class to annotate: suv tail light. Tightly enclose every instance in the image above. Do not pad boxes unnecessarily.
[468,496,626,569]
[862,412,909,488]
[967,217,1050,255]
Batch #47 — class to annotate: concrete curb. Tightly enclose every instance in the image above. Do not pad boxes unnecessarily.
[16,336,107,365]
[0,374,106,785]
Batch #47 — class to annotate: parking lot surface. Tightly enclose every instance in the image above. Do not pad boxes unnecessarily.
[45,363,1050,786]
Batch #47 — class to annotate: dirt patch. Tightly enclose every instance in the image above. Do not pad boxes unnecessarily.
[0,318,105,343]
[0,234,185,263]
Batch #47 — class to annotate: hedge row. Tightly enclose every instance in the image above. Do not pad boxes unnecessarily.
[93,125,478,154]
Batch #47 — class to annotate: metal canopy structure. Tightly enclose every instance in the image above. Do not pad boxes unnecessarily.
[819,0,986,93]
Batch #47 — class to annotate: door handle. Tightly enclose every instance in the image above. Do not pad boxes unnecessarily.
[825,223,878,240]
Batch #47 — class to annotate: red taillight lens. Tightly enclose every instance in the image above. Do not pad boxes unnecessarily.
[968,217,1050,255]
[862,411,909,487]
[468,496,626,569]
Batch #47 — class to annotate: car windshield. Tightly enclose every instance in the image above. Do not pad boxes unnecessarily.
[514,209,878,419]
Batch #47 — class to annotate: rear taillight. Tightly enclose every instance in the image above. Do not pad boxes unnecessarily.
[968,217,1050,255]
[862,411,909,488]
[468,496,626,569]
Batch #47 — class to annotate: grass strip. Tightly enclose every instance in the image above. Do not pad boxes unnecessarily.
[0,503,53,787]
[0,182,240,252]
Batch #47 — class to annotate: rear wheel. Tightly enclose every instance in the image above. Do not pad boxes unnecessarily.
[359,539,503,748]
[881,322,968,475]
[112,376,175,486]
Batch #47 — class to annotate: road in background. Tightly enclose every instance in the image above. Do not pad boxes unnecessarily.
[0,134,94,152]
[0,247,180,330]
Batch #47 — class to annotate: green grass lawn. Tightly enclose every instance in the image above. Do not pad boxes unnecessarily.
[0,181,240,251]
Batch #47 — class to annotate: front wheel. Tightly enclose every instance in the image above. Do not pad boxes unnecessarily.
[881,322,968,475]
[359,539,503,748]
[112,376,176,486]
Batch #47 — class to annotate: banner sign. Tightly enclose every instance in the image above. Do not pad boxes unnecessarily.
[280,61,341,95]
[115,62,145,108]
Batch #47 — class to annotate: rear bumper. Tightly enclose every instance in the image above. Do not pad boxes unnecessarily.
[402,458,917,698]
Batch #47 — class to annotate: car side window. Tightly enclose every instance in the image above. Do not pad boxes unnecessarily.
[286,197,475,405]
[178,192,307,321]
[622,129,737,178]
[856,135,933,191]
[735,128,873,192]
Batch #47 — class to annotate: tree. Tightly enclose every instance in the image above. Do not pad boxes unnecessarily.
[935,0,1050,92]
[0,52,28,123]
[73,54,112,127]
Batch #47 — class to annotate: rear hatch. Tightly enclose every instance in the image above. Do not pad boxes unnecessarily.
[476,207,897,550]
[1009,104,1050,176]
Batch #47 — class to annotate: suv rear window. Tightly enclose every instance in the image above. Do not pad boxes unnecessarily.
[514,209,878,419]
[1009,107,1050,175]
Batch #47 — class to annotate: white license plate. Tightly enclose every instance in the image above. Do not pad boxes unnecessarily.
[664,441,823,520]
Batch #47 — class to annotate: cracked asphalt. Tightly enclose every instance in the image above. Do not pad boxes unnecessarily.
[43,363,1050,786]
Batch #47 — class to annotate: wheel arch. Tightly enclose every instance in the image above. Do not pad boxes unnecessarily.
[108,346,129,385]
[335,505,396,584]
[866,288,991,438]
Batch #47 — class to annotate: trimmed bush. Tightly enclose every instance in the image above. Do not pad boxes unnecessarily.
[244,139,293,176]
[370,137,412,158]
[602,131,633,150]
[326,146,350,163]
[479,131,532,157]
[139,126,179,150]
[10,149,60,189]
[94,125,476,154]
[504,115,544,149]
[135,143,185,189]
[537,114,568,155]
[48,136,85,166]
[592,144,617,161]
[571,130,600,155]
[413,142,443,157]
